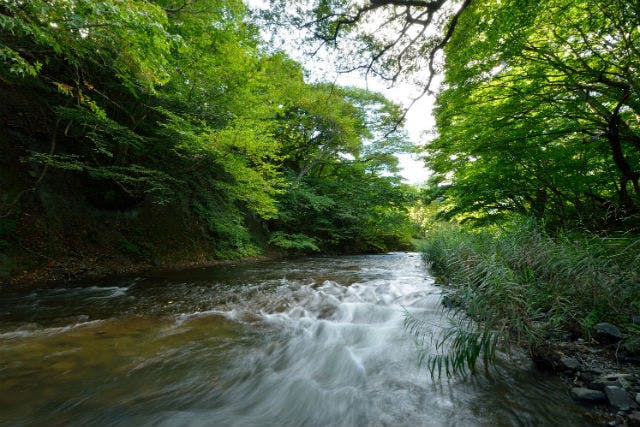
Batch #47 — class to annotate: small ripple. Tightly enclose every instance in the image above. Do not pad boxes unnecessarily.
[0,319,104,339]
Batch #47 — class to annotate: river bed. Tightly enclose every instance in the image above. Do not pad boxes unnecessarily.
[0,253,595,426]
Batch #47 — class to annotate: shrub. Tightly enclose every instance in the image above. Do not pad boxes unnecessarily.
[268,231,320,253]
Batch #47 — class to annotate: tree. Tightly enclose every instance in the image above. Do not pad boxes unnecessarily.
[260,0,471,121]
[259,0,640,228]
[267,80,416,252]
[427,0,640,227]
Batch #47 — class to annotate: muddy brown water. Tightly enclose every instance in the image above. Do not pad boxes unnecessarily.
[0,253,595,426]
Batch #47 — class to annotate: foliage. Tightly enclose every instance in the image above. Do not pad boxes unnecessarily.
[427,0,640,229]
[267,80,416,253]
[0,0,172,87]
[271,169,415,253]
[260,0,640,233]
[260,0,470,95]
[268,231,319,253]
[413,218,640,378]
[0,0,417,268]
[117,236,153,261]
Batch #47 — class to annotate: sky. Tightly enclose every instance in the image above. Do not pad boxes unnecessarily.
[246,0,437,185]
[334,73,436,185]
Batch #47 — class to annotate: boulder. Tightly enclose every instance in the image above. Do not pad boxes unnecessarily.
[570,387,606,403]
[604,386,638,411]
[594,323,623,343]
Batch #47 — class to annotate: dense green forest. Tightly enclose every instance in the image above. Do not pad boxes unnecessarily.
[0,0,418,281]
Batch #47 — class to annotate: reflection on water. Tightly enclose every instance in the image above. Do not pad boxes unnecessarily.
[0,254,595,426]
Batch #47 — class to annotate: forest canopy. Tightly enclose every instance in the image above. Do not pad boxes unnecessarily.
[266,0,640,230]
[429,0,640,228]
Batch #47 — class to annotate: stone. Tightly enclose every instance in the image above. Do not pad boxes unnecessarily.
[604,386,638,411]
[587,378,622,391]
[560,357,582,371]
[570,387,606,403]
[622,336,640,357]
[441,294,463,309]
[594,323,623,343]
[603,373,633,390]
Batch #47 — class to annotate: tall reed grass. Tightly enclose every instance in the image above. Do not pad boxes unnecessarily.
[407,218,640,378]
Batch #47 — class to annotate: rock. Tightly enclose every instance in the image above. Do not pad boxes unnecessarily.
[531,347,562,372]
[603,373,633,389]
[628,412,640,427]
[604,386,638,411]
[441,294,463,309]
[636,393,640,405]
[560,357,582,371]
[587,374,630,390]
[594,323,623,343]
[570,387,606,403]
[622,336,640,357]
[587,378,622,391]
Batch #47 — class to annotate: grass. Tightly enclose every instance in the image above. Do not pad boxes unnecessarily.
[408,218,640,379]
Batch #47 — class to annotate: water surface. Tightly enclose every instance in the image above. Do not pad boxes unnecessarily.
[0,253,595,426]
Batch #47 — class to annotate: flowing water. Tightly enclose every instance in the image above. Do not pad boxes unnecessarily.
[0,253,595,426]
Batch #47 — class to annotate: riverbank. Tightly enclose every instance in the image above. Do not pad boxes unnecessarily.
[535,339,640,426]
[419,219,640,425]
[0,251,295,287]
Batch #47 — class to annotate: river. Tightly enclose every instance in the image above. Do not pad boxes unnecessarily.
[0,253,595,426]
